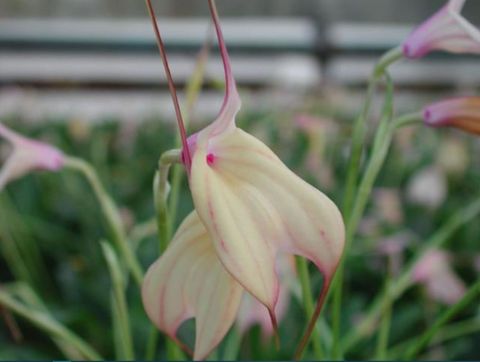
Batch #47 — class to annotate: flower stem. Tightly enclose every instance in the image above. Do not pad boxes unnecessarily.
[404,278,480,359]
[145,0,191,169]
[101,241,135,360]
[168,35,210,229]
[296,257,323,359]
[388,317,480,358]
[332,68,396,358]
[154,149,182,253]
[332,110,422,358]
[64,157,143,287]
[0,288,102,360]
[149,150,183,360]
[374,260,394,360]
[222,328,242,360]
[342,46,402,222]
[373,46,403,78]
[342,196,480,352]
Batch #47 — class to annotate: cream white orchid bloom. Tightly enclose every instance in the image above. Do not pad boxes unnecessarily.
[142,0,345,359]
[0,123,64,191]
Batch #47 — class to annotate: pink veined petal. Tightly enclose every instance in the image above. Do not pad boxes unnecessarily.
[188,1,344,316]
[190,128,345,313]
[142,211,243,360]
[402,0,480,58]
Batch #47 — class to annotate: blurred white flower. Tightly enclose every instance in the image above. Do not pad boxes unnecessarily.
[436,136,470,177]
[406,166,447,209]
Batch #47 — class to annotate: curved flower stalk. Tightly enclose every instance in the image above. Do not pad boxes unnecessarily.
[403,0,480,58]
[0,123,64,191]
[142,0,345,359]
[423,96,480,135]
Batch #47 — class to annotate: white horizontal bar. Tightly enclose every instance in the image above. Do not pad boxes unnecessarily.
[0,18,317,49]
[0,52,321,86]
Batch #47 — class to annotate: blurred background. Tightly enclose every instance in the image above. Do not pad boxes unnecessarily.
[1,0,480,360]
[1,0,480,123]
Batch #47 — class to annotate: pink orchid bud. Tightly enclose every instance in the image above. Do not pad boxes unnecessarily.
[142,0,345,359]
[0,123,64,190]
[412,249,466,305]
[423,96,480,136]
[403,0,480,58]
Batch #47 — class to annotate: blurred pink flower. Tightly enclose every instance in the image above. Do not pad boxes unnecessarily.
[377,232,413,276]
[403,0,480,58]
[423,96,480,136]
[412,249,466,305]
[377,233,411,257]
[0,123,64,190]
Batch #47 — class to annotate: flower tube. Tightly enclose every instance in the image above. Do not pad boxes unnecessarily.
[423,96,480,135]
[0,123,64,191]
[403,0,480,58]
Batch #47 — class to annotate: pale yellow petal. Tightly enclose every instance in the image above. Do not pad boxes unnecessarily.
[190,128,345,310]
[142,211,243,360]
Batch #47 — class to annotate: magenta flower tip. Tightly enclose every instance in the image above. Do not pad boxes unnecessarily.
[422,107,435,126]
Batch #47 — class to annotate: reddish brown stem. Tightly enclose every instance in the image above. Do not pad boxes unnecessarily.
[0,305,22,342]
[268,307,280,349]
[145,0,191,170]
[207,0,237,113]
[294,278,331,360]
[171,335,193,358]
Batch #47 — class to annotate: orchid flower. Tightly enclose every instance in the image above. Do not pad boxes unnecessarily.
[142,0,345,359]
[0,123,64,191]
[423,96,480,136]
[403,0,480,58]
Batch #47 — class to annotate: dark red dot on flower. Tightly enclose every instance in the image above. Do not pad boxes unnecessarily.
[424,109,431,120]
[206,153,215,166]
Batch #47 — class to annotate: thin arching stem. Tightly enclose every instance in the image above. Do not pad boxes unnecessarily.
[294,278,331,360]
[145,0,191,170]
[207,0,238,114]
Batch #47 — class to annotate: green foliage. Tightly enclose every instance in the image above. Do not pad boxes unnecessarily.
[0,113,479,359]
